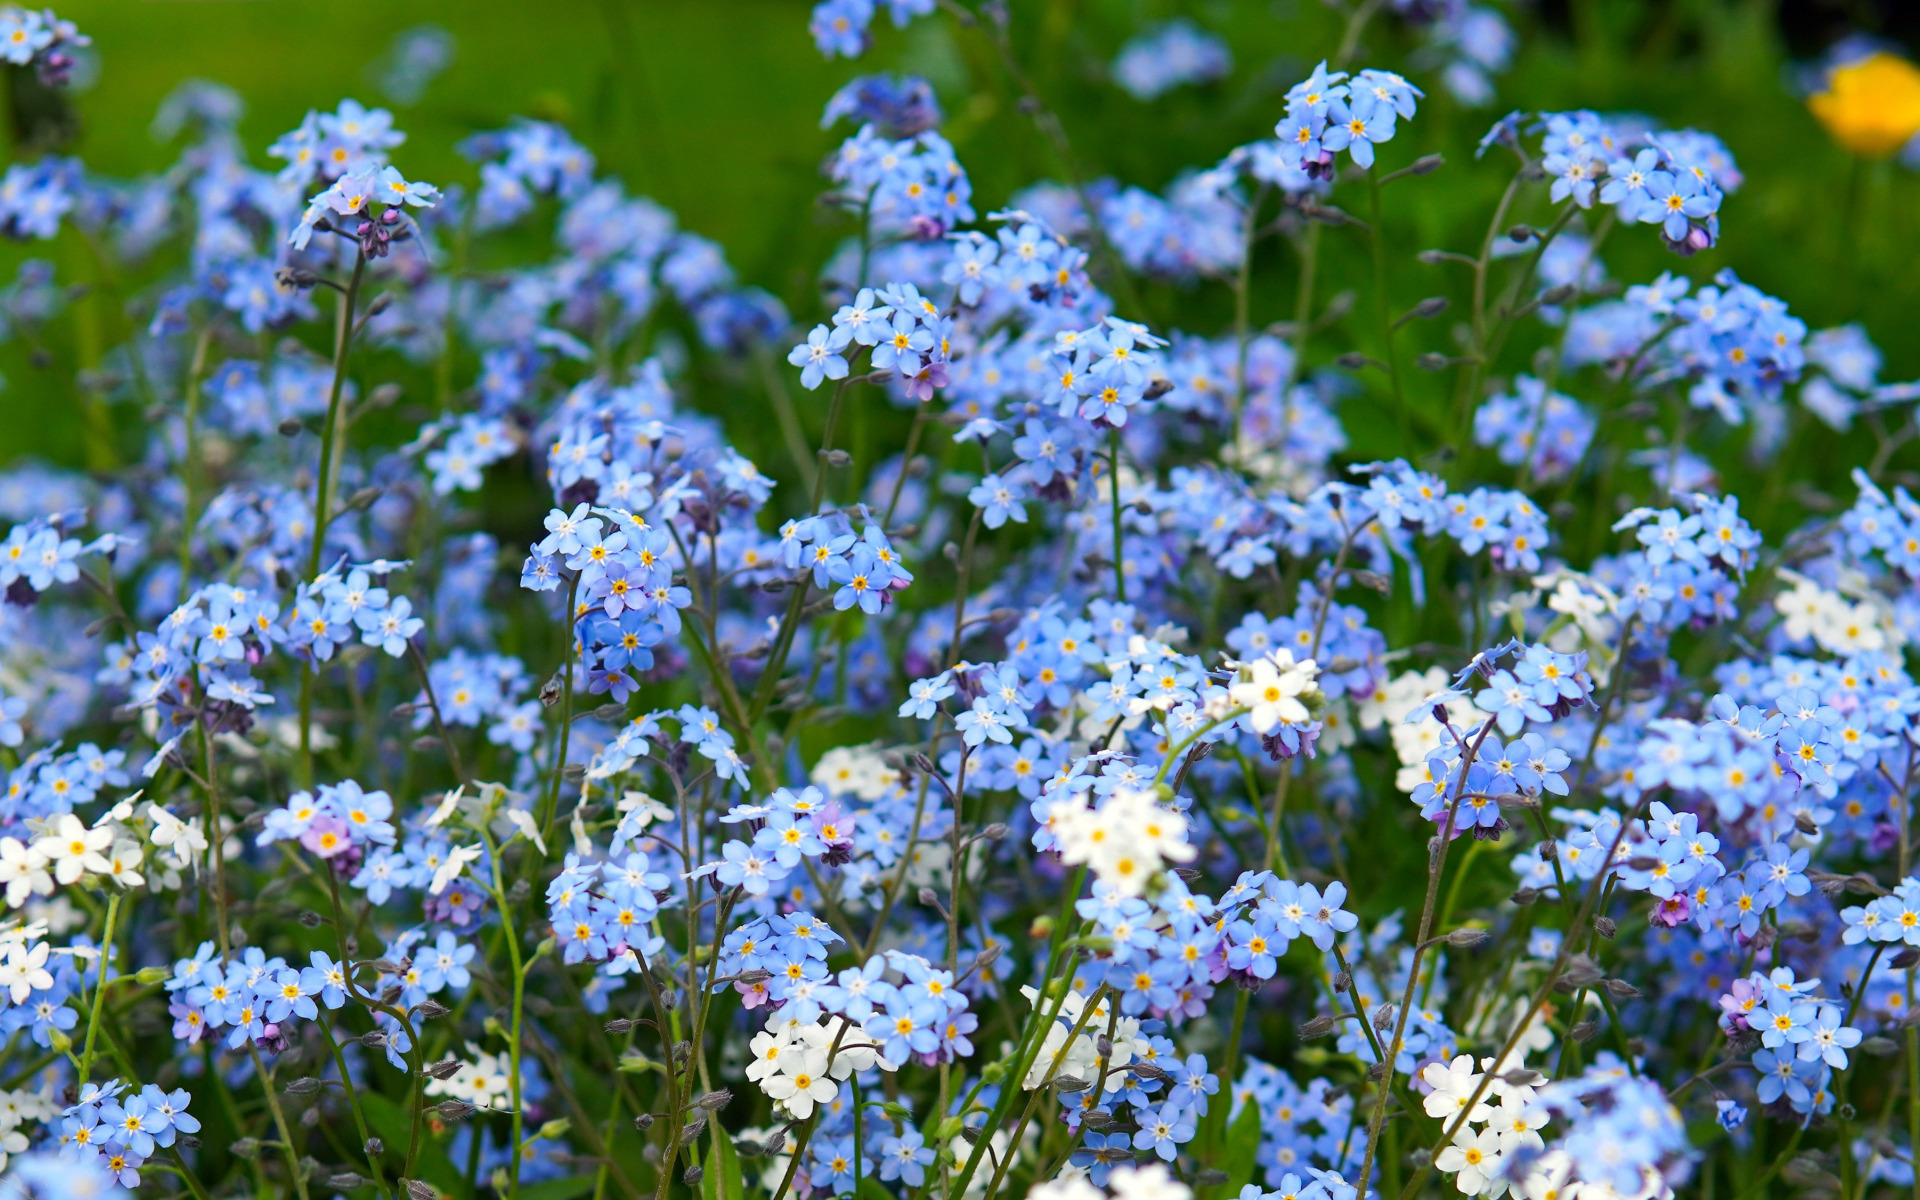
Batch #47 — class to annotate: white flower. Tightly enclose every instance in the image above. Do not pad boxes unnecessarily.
[430,844,484,895]
[1420,1054,1493,1123]
[147,805,208,870]
[758,1047,836,1119]
[103,841,145,890]
[1487,1096,1546,1154]
[616,791,675,828]
[1229,651,1318,733]
[1108,1162,1193,1200]
[950,1127,1011,1195]
[801,1015,882,1078]
[0,839,50,909]
[424,1043,517,1110]
[1318,697,1356,754]
[1511,1150,1576,1200]
[904,838,953,892]
[1813,599,1889,654]
[1775,574,1837,643]
[502,808,546,854]
[1359,667,1452,731]
[33,814,112,886]
[0,939,52,1003]
[1050,788,1194,898]
[1434,1126,1505,1195]
[745,1027,796,1083]
[1028,1174,1104,1200]
[811,745,900,801]
[423,785,466,829]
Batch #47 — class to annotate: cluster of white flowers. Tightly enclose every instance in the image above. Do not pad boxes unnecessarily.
[0,1082,56,1173]
[0,796,215,914]
[1536,570,1625,686]
[1227,648,1321,733]
[0,922,53,1006]
[747,1013,887,1119]
[1775,571,1903,656]
[1016,987,1141,1091]
[146,802,209,873]
[1420,1052,1552,1197]
[1359,667,1479,792]
[1048,787,1196,897]
[1031,1162,1192,1200]
[811,744,903,800]
[423,1043,517,1110]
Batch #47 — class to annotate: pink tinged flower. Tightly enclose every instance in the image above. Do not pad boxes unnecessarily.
[1651,892,1692,927]
[300,816,352,859]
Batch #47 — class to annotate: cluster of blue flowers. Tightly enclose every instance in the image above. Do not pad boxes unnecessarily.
[0,3,1917,1199]
[59,1080,196,1188]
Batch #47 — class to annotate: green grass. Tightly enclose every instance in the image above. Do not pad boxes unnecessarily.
[2,0,1917,492]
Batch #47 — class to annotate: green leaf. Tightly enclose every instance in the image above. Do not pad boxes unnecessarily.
[519,1178,597,1200]
[857,1178,895,1200]
[705,1128,746,1200]
[702,1128,744,1198]
[1222,1099,1262,1199]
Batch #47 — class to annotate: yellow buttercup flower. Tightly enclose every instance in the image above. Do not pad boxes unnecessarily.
[1808,52,1920,158]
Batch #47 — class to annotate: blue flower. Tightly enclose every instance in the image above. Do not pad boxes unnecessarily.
[788,323,852,390]
[1319,92,1397,168]
[1131,1103,1196,1161]
[878,1129,935,1186]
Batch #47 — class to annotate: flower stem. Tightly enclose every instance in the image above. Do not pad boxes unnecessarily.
[320,1017,391,1198]
[250,1042,313,1200]
[308,248,368,580]
[77,892,119,1080]
[1107,430,1126,602]
[1366,163,1404,413]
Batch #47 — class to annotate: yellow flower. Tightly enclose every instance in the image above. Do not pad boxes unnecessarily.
[1808,52,1920,158]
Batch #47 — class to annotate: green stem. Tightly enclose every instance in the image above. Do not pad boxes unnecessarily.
[1264,761,1293,875]
[177,326,213,602]
[200,723,232,957]
[307,248,368,580]
[250,1043,313,1200]
[1107,430,1126,602]
[947,871,1089,1200]
[538,574,582,847]
[321,1018,392,1199]
[1231,184,1271,425]
[480,826,533,1200]
[1356,717,1497,1193]
[301,248,368,785]
[852,1075,865,1200]
[1366,163,1404,412]
[811,372,855,512]
[1201,987,1250,1185]
[77,892,120,1080]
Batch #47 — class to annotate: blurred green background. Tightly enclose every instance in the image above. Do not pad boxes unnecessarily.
[3,0,1918,501]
